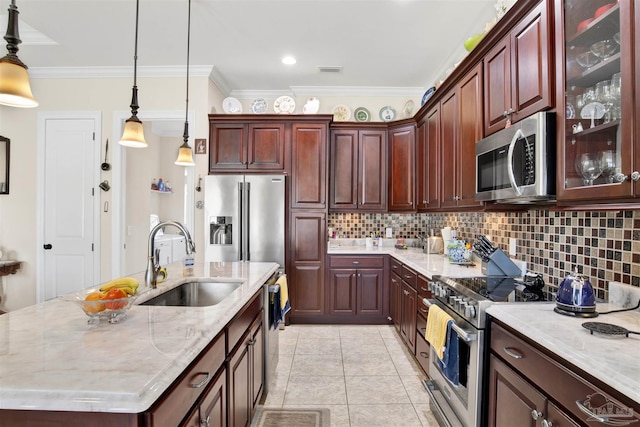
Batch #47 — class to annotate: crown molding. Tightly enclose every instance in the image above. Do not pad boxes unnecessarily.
[29,65,214,79]
[228,86,425,99]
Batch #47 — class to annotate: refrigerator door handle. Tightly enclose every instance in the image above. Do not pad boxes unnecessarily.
[245,182,251,261]
[238,182,244,261]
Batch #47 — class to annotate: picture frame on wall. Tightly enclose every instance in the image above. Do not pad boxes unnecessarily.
[195,138,206,155]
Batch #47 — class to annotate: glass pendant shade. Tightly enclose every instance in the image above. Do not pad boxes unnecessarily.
[0,60,37,107]
[119,116,147,148]
[175,141,195,166]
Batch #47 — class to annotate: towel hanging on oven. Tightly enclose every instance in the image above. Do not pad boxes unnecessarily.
[425,305,454,359]
[437,323,460,386]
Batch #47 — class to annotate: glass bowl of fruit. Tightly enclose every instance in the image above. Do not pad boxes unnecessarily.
[62,278,142,324]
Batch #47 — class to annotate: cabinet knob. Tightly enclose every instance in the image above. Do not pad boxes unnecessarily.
[200,415,211,427]
[531,409,542,421]
[614,173,629,183]
[631,171,640,182]
[502,110,509,117]
[352,261,360,265]
[541,420,553,427]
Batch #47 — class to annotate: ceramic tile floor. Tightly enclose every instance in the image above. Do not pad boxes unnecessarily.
[261,324,440,427]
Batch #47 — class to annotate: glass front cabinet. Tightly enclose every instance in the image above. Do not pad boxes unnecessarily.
[556,0,638,203]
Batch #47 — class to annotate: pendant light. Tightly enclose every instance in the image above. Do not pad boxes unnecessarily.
[0,0,38,108]
[174,0,195,166]
[119,0,146,147]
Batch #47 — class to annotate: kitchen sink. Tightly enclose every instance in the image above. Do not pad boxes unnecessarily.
[140,280,243,307]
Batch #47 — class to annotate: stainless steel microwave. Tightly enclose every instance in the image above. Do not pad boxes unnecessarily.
[475,111,556,203]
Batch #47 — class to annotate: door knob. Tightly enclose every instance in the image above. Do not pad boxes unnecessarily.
[44,244,53,250]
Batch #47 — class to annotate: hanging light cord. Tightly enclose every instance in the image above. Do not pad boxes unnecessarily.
[128,0,141,118]
[182,0,191,144]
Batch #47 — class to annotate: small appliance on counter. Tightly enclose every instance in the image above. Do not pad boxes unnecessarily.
[555,269,598,318]
[424,230,443,254]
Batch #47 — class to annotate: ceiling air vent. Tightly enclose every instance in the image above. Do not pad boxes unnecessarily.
[318,66,343,73]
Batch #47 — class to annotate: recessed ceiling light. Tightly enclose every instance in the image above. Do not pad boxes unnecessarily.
[282,56,296,65]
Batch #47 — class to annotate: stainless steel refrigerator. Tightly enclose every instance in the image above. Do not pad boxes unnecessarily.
[204,174,285,268]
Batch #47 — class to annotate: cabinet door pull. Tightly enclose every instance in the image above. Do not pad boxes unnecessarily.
[531,409,542,420]
[200,415,211,426]
[419,351,428,359]
[404,274,412,279]
[352,261,360,265]
[189,372,210,388]
[420,307,428,313]
[541,420,553,427]
[576,399,618,424]
[248,338,256,346]
[503,347,524,359]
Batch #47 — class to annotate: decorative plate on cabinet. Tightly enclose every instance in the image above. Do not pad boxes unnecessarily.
[303,97,320,114]
[421,87,436,106]
[354,107,371,122]
[274,96,295,114]
[250,98,268,114]
[332,104,351,121]
[379,106,396,122]
[222,97,243,114]
[403,100,415,117]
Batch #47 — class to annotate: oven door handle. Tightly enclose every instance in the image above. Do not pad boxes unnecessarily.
[422,298,478,343]
[507,128,525,196]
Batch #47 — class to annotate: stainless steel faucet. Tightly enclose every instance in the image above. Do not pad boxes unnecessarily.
[145,220,196,288]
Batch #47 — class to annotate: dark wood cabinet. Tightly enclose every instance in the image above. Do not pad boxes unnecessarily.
[329,125,387,212]
[440,64,484,209]
[399,265,417,352]
[400,281,417,353]
[291,123,328,209]
[389,258,402,330]
[416,107,440,211]
[388,122,416,212]
[484,0,553,135]
[208,119,285,171]
[326,255,386,322]
[228,312,263,427]
[183,368,227,427]
[488,319,640,427]
[555,0,640,204]
[487,354,546,427]
[289,212,326,322]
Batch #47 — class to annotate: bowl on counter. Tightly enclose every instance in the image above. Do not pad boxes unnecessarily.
[62,288,141,324]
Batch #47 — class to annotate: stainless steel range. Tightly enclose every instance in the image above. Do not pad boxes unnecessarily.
[423,275,552,427]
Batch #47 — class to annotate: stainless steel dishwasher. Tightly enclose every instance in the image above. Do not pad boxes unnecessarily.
[262,273,280,397]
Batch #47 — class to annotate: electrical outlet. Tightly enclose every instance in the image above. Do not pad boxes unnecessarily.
[386,227,393,238]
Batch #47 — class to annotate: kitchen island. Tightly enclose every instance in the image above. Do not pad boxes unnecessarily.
[0,261,277,423]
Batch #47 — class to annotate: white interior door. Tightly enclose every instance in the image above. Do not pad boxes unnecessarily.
[43,118,97,300]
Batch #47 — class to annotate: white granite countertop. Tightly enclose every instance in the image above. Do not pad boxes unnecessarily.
[327,242,483,279]
[486,301,640,405]
[0,261,278,413]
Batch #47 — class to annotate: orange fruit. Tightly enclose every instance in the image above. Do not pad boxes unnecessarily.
[84,291,106,314]
[103,288,128,310]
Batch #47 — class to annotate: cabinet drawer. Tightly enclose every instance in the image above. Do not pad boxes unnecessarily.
[491,321,640,425]
[328,255,384,268]
[147,332,226,427]
[400,265,417,288]
[227,291,262,354]
[416,275,432,300]
[416,296,429,321]
[390,258,402,274]
[415,334,430,374]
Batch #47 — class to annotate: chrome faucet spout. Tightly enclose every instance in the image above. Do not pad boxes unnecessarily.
[145,220,196,288]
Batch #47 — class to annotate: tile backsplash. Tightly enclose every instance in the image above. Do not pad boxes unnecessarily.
[328,210,640,299]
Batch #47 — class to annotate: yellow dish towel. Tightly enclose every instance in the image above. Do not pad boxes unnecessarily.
[276,274,290,312]
[425,305,454,360]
